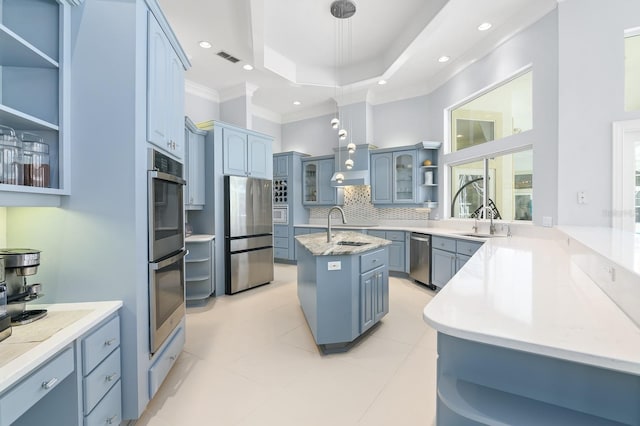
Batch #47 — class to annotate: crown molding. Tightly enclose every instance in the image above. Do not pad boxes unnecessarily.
[281,102,337,124]
[219,82,260,102]
[185,79,220,102]
[252,105,282,124]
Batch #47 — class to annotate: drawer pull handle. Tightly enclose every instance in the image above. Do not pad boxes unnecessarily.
[106,372,118,382]
[42,377,58,390]
[106,414,118,424]
[169,355,177,362]
[105,338,117,346]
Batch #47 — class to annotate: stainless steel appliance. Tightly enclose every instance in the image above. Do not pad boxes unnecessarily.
[410,233,434,289]
[273,205,288,224]
[0,248,47,325]
[148,149,187,354]
[224,175,274,294]
[0,257,11,342]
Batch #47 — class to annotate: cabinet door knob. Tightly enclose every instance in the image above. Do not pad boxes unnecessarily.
[106,415,118,424]
[105,338,117,346]
[106,372,119,382]
[42,377,59,390]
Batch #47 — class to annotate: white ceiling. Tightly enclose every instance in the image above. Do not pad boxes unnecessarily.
[158,0,558,123]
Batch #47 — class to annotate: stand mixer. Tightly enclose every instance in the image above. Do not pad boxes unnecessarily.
[0,249,47,325]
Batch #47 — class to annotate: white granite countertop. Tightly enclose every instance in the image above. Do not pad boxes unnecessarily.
[0,301,122,394]
[423,234,640,375]
[295,231,392,255]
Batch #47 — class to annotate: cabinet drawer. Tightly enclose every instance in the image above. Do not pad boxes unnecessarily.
[274,237,289,248]
[84,380,121,426]
[360,249,386,274]
[385,231,405,241]
[457,240,483,256]
[367,230,386,239]
[82,316,120,375]
[273,226,289,238]
[274,248,289,259]
[83,348,121,415]
[0,347,74,426]
[149,326,185,399]
[294,227,311,235]
[433,236,456,252]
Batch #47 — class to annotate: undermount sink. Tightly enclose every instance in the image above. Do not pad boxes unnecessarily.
[336,241,368,246]
[459,233,505,239]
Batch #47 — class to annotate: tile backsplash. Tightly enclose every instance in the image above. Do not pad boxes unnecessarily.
[309,185,430,224]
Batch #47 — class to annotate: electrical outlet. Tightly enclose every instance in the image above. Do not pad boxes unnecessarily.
[327,261,341,271]
[542,216,553,227]
[577,191,587,204]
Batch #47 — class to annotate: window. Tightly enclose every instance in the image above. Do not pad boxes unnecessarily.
[625,30,640,112]
[450,150,533,221]
[450,71,532,152]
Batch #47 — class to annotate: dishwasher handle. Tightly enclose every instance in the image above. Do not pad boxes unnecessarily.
[410,234,431,243]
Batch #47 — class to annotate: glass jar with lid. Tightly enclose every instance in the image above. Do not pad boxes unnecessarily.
[0,125,23,186]
[21,132,50,187]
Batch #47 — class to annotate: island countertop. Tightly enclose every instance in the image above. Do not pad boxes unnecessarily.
[423,234,640,375]
[295,231,392,256]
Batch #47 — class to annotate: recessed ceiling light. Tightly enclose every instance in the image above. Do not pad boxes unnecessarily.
[243,64,254,71]
[198,41,212,49]
[293,101,301,105]
[378,79,387,85]
[438,56,450,63]
[478,22,492,31]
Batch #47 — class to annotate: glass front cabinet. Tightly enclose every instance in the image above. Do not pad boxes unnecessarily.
[394,151,416,203]
[303,161,318,204]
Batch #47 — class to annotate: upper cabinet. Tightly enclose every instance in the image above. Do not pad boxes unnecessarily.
[221,124,273,179]
[147,11,185,160]
[0,0,70,206]
[370,142,441,207]
[185,117,207,210]
[301,156,343,206]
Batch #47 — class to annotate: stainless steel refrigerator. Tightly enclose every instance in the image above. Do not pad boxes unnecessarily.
[224,175,274,294]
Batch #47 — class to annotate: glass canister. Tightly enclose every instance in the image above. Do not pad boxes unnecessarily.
[21,132,50,188]
[0,125,23,185]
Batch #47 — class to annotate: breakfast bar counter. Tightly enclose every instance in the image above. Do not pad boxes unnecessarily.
[422,231,640,425]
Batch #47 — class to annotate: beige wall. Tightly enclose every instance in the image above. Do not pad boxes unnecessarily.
[0,208,6,247]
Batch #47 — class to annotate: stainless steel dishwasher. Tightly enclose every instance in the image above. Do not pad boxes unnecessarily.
[410,233,434,289]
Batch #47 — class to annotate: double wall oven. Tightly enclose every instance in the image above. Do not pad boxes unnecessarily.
[148,149,186,354]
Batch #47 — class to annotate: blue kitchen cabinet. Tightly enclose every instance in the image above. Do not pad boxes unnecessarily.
[360,265,388,334]
[273,154,289,177]
[0,0,71,205]
[185,117,207,209]
[147,11,185,159]
[222,127,272,179]
[371,150,418,204]
[366,230,406,272]
[431,236,483,288]
[302,156,343,206]
[273,224,290,260]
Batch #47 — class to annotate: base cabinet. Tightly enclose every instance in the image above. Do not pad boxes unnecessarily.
[431,236,483,288]
[360,266,388,334]
[148,325,185,400]
[185,235,215,302]
[366,230,407,272]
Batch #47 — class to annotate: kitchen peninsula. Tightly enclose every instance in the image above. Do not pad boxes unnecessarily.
[423,229,640,425]
[295,231,391,352]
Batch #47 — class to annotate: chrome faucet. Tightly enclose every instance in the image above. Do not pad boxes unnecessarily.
[327,206,347,242]
[485,206,496,235]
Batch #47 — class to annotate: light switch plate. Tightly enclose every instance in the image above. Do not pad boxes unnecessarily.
[327,261,341,271]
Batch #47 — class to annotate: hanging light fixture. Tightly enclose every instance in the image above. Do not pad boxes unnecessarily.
[330,0,357,182]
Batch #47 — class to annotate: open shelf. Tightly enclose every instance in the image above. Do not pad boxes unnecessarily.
[0,104,59,131]
[0,24,58,68]
[438,375,625,426]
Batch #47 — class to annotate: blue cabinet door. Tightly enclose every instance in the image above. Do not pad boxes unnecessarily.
[393,150,417,203]
[371,153,393,204]
[388,241,405,272]
[223,128,248,176]
[248,134,271,179]
[373,267,388,322]
[360,270,375,333]
[147,13,169,148]
[432,248,456,288]
[273,155,289,177]
[317,158,336,205]
[456,253,472,271]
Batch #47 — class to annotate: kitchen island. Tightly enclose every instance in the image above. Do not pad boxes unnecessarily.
[295,231,391,352]
[423,230,640,425]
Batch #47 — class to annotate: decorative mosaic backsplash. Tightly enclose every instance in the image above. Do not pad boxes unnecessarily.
[309,185,431,223]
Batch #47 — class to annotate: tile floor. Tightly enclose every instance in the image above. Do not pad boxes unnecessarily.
[136,263,438,426]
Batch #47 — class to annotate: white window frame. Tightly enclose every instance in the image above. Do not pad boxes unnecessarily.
[612,119,640,231]
[442,66,533,220]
